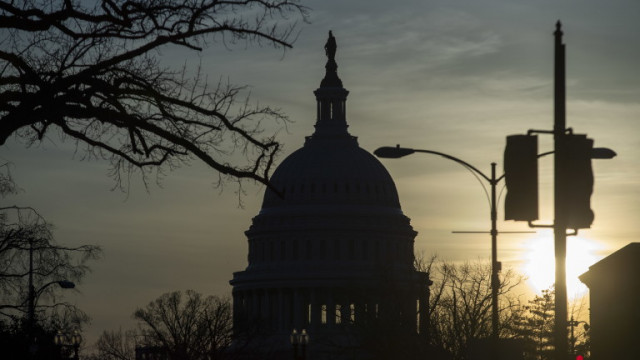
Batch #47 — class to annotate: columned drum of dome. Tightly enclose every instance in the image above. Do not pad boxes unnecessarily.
[230,32,431,360]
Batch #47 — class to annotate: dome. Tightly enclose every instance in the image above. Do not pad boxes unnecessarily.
[260,35,401,214]
[261,135,402,211]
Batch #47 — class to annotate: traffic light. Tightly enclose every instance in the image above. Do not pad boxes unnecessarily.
[504,135,539,221]
[575,355,584,360]
[562,134,594,229]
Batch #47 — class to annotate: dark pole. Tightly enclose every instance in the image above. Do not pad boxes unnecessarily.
[292,342,299,360]
[27,237,35,354]
[569,316,576,356]
[490,162,499,341]
[302,341,307,360]
[553,21,569,360]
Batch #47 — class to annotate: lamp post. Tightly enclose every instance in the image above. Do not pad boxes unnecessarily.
[376,141,613,359]
[55,329,82,360]
[290,329,309,360]
[26,236,76,356]
[375,146,508,342]
[28,280,76,328]
[568,316,589,357]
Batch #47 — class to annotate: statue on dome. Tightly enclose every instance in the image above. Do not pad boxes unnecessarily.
[325,30,337,61]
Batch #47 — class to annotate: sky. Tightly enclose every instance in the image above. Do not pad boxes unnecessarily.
[2,0,639,351]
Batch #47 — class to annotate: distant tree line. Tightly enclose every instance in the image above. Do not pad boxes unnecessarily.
[85,261,590,360]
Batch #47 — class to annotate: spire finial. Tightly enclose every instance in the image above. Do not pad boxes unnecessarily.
[320,30,342,88]
[554,20,563,37]
[325,30,337,61]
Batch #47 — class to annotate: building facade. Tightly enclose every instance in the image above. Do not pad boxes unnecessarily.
[230,33,430,359]
[579,242,640,360]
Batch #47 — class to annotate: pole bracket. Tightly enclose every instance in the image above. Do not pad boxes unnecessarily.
[528,220,554,228]
[527,128,573,136]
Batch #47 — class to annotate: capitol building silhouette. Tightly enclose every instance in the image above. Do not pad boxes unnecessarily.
[230,32,431,360]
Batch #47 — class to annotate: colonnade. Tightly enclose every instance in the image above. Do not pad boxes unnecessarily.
[232,283,429,336]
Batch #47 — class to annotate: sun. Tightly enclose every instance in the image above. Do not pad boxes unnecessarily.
[522,231,603,297]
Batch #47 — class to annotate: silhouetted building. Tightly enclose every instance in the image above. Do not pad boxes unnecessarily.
[229,33,431,359]
[579,242,640,360]
[135,345,169,360]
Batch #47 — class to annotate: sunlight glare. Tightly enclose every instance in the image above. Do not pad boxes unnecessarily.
[523,231,603,298]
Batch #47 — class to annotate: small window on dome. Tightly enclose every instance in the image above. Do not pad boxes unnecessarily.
[322,183,327,193]
[345,183,350,193]
[334,183,339,192]
[310,183,316,193]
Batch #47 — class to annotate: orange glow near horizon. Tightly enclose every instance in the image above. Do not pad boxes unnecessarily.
[522,231,604,298]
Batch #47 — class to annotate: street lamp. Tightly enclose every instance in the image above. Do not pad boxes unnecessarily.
[290,328,309,360]
[55,329,82,360]
[28,279,76,333]
[27,236,76,355]
[376,143,613,356]
[568,316,589,357]
[29,280,76,314]
[375,145,534,344]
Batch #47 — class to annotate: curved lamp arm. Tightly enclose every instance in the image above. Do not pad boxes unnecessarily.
[374,145,494,183]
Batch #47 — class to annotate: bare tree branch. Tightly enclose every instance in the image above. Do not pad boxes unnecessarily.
[1,0,309,192]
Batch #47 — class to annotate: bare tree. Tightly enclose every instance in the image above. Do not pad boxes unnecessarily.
[89,290,279,360]
[132,290,232,360]
[90,328,138,360]
[428,259,525,360]
[0,0,309,191]
[0,162,101,357]
[0,207,99,321]
[0,163,100,324]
